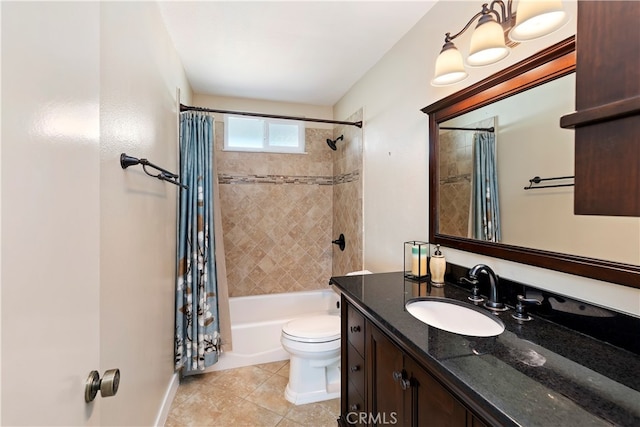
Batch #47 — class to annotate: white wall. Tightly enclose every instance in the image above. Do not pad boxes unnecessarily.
[1,1,192,425]
[1,3,4,421]
[334,0,640,316]
[99,2,192,425]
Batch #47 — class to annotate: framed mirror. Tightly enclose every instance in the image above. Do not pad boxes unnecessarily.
[422,37,640,289]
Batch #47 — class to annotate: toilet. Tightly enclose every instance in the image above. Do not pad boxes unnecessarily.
[281,314,341,405]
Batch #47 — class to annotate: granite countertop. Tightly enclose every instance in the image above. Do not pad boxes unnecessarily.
[330,272,640,427]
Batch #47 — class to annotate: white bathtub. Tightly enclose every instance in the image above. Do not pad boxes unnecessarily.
[205,288,341,372]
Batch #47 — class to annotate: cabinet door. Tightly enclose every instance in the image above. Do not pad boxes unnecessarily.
[570,1,640,215]
[405,357,467,427]
[368,324,409,426]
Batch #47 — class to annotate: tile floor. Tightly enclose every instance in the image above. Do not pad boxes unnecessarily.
[165,360,340,426]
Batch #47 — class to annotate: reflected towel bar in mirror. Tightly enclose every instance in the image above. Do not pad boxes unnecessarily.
[440,126,494,132]
[524,175,574,190]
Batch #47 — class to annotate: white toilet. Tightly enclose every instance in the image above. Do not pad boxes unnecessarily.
[281,314,341,405]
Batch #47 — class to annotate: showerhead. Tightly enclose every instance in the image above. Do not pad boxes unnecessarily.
[326,135,344,151]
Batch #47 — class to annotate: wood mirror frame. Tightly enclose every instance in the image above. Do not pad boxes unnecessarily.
[421,36,640,289]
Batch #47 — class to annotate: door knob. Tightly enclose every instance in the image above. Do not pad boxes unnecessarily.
[85,369,120,402]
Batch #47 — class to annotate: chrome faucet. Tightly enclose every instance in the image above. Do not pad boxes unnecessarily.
[467,264,508,312]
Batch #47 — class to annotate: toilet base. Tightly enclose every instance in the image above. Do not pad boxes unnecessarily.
[284,377,340,405]
[283,357,340,405]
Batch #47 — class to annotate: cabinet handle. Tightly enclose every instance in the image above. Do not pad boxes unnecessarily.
[392,370,411,391]
[350,325,361,333]
[350,365,360,372]
[350,403,360,411]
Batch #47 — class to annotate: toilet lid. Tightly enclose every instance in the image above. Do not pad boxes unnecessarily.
[282,315,341,342]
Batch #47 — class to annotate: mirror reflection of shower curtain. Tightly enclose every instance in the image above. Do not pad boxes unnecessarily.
[471,131,501,242]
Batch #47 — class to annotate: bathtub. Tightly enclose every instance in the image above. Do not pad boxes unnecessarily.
[205,288,341,372]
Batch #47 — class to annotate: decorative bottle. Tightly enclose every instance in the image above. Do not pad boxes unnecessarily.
[430,244,446,286]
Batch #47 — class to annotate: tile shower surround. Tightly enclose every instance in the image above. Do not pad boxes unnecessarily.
[438,117,495,238]
[215,111,363,297]
[332,109,364,277]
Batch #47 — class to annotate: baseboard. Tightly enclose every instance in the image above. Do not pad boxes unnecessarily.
[154,372,180,427]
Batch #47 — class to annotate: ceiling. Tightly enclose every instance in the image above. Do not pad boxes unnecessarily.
[158,1,437,106]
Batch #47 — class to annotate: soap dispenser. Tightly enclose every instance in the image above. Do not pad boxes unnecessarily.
[430,244,446,286]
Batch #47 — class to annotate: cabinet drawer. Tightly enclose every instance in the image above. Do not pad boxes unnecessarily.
[347,304,365,357]
[345,378,366,426]
[347,342,365,398]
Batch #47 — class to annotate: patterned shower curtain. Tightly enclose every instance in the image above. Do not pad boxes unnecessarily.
[471,131,501,242]
[175,112,220,372]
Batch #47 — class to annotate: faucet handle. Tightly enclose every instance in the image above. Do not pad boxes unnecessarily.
[512,295,542,321]
[517,295,542,305]
[459,276,478,285]
[459,277,484,303]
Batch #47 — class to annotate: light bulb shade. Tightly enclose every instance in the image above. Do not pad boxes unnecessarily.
[467,15,510,66]
[509,0,569,42]
[431,41,468,86]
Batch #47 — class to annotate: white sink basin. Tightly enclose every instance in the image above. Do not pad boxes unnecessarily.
[406,298,505,337]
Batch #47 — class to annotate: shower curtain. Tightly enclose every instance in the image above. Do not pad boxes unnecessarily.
[175,112,231,373]
[471,131,501,242]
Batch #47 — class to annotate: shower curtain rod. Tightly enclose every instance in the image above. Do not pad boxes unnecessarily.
[439,126,495,132]
[180,104,363,128]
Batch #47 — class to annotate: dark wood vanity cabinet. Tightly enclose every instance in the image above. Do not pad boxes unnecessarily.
[368,324,409,425]
[343,303,367,426]
[560,1,640,216]
[340,297,485,427]
[404,357,471,427]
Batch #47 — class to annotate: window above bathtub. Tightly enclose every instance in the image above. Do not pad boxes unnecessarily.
[224,115,306,154]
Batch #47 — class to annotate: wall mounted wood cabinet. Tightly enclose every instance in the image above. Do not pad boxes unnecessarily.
[339,297,487,427]
[560,1,640,216]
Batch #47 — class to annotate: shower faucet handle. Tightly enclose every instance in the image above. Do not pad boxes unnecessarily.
[332,234,346,251]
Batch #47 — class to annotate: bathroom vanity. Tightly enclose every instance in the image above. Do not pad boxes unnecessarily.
[330,271,640,427]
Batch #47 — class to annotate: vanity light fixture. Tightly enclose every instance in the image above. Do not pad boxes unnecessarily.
[431,0,569,86]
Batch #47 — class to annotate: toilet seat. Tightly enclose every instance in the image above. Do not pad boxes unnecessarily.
[282,315,340,343]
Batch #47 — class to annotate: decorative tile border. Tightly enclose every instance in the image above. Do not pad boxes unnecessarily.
[440,173,470,184]
[219,170,360,186]
[334,170,360,185]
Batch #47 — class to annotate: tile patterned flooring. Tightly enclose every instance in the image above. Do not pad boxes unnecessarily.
[166,360,340,426]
